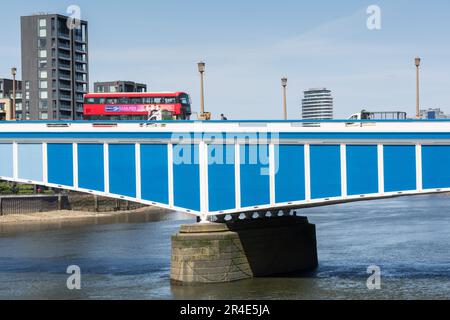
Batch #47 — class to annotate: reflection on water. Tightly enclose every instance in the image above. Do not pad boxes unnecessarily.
[1,195,450,300]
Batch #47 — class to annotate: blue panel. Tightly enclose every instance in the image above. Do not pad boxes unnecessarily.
[0,144,13,178]
[275,144,305,203]
[346,145,378,196]
[47,144,73,187]
[141,144,169,205]
[78,144,104,192]
[384,145,416,192]
[18,144,43,182]
[240,144,270,207]
[109,144,136,197]
[173,144,200,211]
[422,145,450,189]
[310,145,341,199]
[208,144,235,211]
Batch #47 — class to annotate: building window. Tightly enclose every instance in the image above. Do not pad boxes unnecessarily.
[25,92,30,100]
[40,91,48,99]
[38,38,46,48]
[39,81,48,89]
[25,81,30,90]
[39,100,48,109]
[38,50,47,58]
[39,29,47,37]
[39,70,48,79]
[40,111,48,120]
[39,19,47,27]
[39,60,47,68]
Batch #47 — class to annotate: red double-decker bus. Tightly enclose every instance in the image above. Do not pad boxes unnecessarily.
[83,92,192,120]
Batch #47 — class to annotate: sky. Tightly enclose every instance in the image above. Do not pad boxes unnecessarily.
[1,0,450,119]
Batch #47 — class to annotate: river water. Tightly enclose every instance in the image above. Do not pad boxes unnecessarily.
[0,194,449,300]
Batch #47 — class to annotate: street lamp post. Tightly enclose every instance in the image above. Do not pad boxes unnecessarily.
[198,61,206,117]
[11,67,17,121]
[415,57,421,119]
[281,77,288,120]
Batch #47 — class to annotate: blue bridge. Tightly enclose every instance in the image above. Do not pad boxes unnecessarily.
[1,120,450,222]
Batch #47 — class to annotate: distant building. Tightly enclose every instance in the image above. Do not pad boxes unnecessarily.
[0,79,15,99]
[301,88,333,120]
[21,13,89,120]
[420,108,449,119]
[94,81,147,93]
[0,99,12,120]
[0,78,23,120]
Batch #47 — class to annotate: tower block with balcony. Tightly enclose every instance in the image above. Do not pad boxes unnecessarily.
[21,14,89,120]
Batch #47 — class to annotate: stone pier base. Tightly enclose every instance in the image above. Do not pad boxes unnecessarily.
[170,215,318,284]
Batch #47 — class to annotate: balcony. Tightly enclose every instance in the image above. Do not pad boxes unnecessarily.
[59,103,72,111]
[75,64,86,70]
[59,52,71,60]
[58,42,71,50]
[58,32,70,40]
[59,63,71,71]
[75,55,86,63]
[59,93,72,101]
[59,84,72,90]
[74,35,86,43]
[59,73,71,81]
[75,45,86,53]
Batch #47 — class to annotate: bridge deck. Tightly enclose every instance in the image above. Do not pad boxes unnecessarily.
[1,120,450,219]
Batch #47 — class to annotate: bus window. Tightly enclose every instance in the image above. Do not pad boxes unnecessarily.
[143,97,153,104]
[130,97,143,104]
[165,97,176,103]
[119,97,129,104]
[106,98,118,104]
[180,94,191,105]
[154,97,163,104]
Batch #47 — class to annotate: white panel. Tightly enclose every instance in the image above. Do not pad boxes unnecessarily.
[377,144,384,194]
[340,144,347,197]
[269,143,276,205]
[103,143,109,194]
[304,144,311,201]
[167,143,174,207]
[42,142,48,184]
[12,142,18,180]
[135,143,142,200]
[73,143,78,189]
[199,141,209,216]
[416,144,422,191]
[235,142,241,209]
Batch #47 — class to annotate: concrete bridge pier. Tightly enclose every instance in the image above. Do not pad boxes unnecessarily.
[170,214,318,284]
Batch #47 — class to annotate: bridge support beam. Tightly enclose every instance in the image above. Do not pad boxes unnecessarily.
[170,215,318,284]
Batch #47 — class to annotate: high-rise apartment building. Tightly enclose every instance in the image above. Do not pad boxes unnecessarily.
[21,13,89,120]
[301,88,333,120]
[94,81,147,93]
